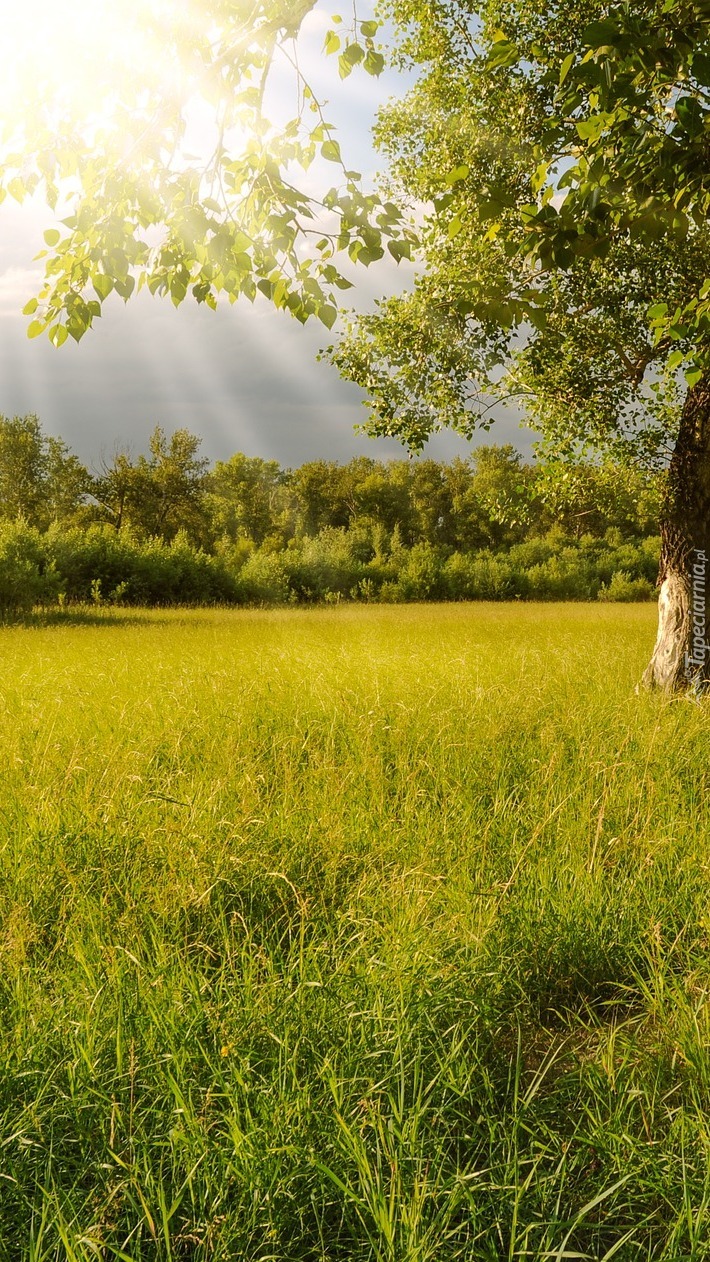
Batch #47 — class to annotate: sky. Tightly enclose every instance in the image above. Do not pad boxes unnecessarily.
[0,2,536,472]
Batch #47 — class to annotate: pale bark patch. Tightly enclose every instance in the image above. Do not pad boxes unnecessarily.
[642,573,691,691]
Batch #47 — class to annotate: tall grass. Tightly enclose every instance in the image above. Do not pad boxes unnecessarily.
[2,603,710,1259]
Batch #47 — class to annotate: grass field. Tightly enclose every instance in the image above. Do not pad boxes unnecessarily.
[3,602,710,1260]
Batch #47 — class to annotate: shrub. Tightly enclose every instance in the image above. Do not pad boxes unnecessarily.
[525,551,598,600]
[598,571,656,602]
[443,551,520,600]
[43,525,237,606]
[394,542,447,601]
[0,521,58,614]
[234,552,291,605]
[283,529,368,602]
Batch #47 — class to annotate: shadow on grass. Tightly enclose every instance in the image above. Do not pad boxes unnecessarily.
[1,605,162,630]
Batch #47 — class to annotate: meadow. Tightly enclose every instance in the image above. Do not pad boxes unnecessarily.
[2,602,710,1260]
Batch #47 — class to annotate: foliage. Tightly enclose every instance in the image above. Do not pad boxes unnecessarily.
[1,2,415,341]
[96,426,211,543]
[0,418,666,613]
[0,415,92,527]
[0,519,58,613]
[208,452,288,545]
[0,417,665,547]
[332,0,710,460]
[0,518,658,614]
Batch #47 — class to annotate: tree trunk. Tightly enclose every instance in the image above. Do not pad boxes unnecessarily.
[643,377,710,692]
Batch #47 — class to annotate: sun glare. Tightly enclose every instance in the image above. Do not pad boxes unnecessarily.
[0,0,194,142]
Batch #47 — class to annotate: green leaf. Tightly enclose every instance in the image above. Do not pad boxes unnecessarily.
[323,30,340,55]
[686,366,704,387]
[576,115,611,142]
[114,276,136,301]
[581,20,619,48]
[363,50,384,76]
[445,164,470,186]
[318,304,338,329]
[691,51,710,84]
[387,239,412,262]
[447,216,463,239]
[360,20,378,37]
[647,302,668,319]
[27,319,45,339]
[321,140,342,163]
[43,228,60,247]
[7,177,26,203]
[22,297,38,315]
[49,323,68,348]
[675,95,706,136]
[486,39,519,69]
[559,52,575,85]
[342,42,364,66]
[93,274,114,301]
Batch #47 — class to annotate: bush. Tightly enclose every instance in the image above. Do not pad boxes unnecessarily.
[43,525,237,606]
[0,519,662,612]
[525,551,598,600]
[443,552,520,600]
[394,542,447,601]
[0,521,58,614]
[598,571,656,602]
[234,552,291,605]
[283,529,367,601]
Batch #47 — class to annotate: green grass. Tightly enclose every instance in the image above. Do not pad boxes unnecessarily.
[3,602,710,1260]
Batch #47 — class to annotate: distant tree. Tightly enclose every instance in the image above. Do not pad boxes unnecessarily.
[208,453,287,545]
[291,460,368,534]
[353,462,415,538]
[535,462,664,541]
[142,428,210,543]
[45,438,94,527]
[409,459,455,546]
[441,458,502,552]
[0,415,47,523]
[93,448,140,534]
[96,427,210,543]
[468,447,538,544]
[0,414,91,527]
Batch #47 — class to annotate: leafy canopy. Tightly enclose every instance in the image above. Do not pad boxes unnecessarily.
[332,0,710,460]
[1,0,413,344]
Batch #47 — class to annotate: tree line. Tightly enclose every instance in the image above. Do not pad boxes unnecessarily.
[0,414,663,612]
[1,414,661,547]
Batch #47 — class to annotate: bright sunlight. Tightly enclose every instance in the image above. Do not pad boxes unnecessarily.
[0,0,206,142]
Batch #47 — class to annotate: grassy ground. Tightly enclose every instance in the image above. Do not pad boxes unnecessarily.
[2,603,710,1260]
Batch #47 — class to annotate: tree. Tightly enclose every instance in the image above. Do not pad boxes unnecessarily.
[291,458,361,533]
[208,452,287,544]
[0,414,92,526]
[353,461,416,537]
[332,0,710,690]
[0,416,48,523]
[96,427,210,543]
[45,437,95,527]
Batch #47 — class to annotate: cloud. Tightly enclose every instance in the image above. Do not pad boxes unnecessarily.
[0,266,43,319]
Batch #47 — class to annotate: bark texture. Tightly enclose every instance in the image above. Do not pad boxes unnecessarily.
[643,377,710,691]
